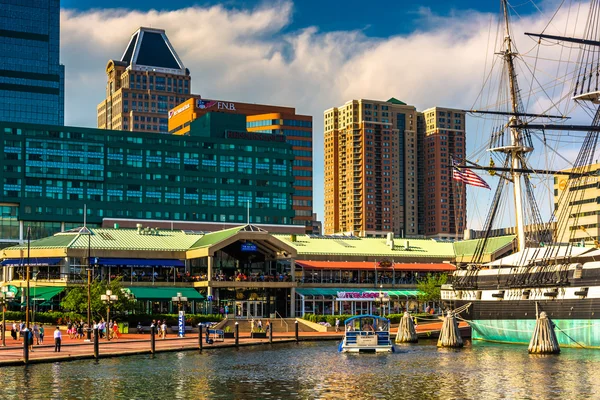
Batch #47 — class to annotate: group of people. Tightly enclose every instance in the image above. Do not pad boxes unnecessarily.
[7,320,62,352]
[150,319,168,339]
[91,319,120,340]
[249,318,270,334]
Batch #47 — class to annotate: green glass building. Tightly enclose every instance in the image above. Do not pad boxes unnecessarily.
[0,112,295,246]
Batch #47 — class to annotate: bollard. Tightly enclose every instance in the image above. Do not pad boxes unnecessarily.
[396,312,418,343]
[23,329,29,365]
[93,328,99,360]
[150,324,156,354]
[198,323,203,352]
[269,320,273,344]
[235,322,239,347]
[295,320,299,343]
[86,327,92,342]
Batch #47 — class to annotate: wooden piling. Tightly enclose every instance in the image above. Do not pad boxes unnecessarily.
[437,312,463,348]
[396,312,418,343]
[528,311,560,354]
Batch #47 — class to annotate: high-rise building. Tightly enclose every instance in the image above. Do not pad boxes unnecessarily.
[324,98,419,237]
[168,97,314,231]
[0,0,64,125]
[97,27,191,134]
[554,162,600,245]
[324,99,466,238]
[421,107,467,239]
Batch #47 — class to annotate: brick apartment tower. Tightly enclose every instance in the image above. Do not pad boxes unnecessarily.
[97,27,192,134]
[324,98,420,237]
[421,107,467,239]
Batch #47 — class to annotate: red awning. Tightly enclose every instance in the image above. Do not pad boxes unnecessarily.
[295,261,455,271]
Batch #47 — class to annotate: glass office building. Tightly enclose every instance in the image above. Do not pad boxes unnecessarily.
[0,0,65,125]
[0,113,295,246]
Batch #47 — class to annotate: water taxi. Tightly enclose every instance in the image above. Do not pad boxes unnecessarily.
[338,315,395,353]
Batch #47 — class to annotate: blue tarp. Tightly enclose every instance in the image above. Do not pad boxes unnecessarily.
[1,258,62,266]
[95,258,184,267]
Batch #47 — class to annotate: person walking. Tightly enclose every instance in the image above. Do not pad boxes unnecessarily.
[39,324,45,344]
[265,320,270,335]
[161,320,167,339]
[335,318,340,333]
[33,323,40,345]
[54,326,62,352]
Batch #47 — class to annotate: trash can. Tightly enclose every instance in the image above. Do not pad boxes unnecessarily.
[118,322,129,334]
[270,313,276,319]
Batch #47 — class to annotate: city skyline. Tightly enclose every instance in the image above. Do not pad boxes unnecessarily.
[57,0,567,227]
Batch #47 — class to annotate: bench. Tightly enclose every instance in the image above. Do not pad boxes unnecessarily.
[207,329,224,342]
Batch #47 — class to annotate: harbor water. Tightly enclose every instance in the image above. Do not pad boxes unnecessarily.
[1,340,599,399]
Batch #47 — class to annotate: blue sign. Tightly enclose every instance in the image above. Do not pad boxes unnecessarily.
[178,311,185,337]
[241,243,257,252]
[207,295,213,302]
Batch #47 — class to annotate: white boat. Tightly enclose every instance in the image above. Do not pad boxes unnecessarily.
[338,315,395,353]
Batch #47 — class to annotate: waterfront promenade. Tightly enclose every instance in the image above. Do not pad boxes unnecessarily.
[0,321,468,366]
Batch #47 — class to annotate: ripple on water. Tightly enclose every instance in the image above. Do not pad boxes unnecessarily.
[2,341,600,399]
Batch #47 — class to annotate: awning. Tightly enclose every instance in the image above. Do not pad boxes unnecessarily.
[1,258,62,266]
[16,286,65,301]
[296,261,455,271]
[96,258,184,267]
[296,288,420,298]
[126,287,203,301]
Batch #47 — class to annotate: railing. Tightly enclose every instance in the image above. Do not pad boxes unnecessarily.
[274,310,289,332]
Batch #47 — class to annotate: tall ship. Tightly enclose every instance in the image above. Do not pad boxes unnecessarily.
[441,0,600,348]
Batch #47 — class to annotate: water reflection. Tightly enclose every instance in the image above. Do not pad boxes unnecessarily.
[1,341,600,399]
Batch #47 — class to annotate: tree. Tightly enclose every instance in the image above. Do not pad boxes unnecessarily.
[60,277,134,320]
[416,273,448,304]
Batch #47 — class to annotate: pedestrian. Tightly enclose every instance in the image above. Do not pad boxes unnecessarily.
[27,329,34,352]
[161,320,167,339]
[224,305,229,318]
[265,320,270,335]
[11,324,17,341]
[250,318,255,333]
[39,324,45,344]
[335,318,340,333]
[112,321,120,339]
[33,323,40,345]
[54,326,62,352]
[257,319,262,331]
[150,319,157,335]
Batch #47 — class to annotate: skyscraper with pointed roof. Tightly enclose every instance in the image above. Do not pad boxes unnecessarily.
[97,27,192,134]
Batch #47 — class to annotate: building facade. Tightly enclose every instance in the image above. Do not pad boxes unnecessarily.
[554,163,600,244]
[0,114,297,246]
[421,107,467,239]
[324,98,419,237]
[97,27,192,134]
[169,97,314,231]
[324,99,466,239]
[0,0,64,125]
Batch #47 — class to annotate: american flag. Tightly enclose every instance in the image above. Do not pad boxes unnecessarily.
[452,160,491,189]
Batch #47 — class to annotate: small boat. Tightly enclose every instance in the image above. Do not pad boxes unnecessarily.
[338,315,395,353]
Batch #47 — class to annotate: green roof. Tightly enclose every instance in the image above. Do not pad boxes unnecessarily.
[454,235,515,256]
[387,97,407,105]
[16,286,64,301]
[296,288,419,298]
[276,235,454,258]
[190,226,243,249]
[126,287,204,301]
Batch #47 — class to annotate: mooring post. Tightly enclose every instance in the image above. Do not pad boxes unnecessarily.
[396,312,418,343]
[528,311,560,354]
[437,312,463,348]
[198,323,203,352]
[23,328,29,365]
[269,320,273,344]
[150,324,156,354]
[93,327,99,360]
[235,322,239,347]
[295,320,299,342]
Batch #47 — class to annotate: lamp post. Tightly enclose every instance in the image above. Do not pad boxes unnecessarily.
[377,286,389,317]
[0,287,15,347]
[100,290,118,341]
[171,292,188,337]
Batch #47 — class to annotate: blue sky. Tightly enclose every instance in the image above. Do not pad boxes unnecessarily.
[59,0,572,228]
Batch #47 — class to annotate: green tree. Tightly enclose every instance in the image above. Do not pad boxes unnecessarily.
[416,273,448,303]
[60,277,134,320]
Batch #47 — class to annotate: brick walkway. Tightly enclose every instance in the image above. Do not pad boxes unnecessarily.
[0,321,469,366]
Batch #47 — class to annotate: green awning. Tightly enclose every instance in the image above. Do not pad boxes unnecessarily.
[127,287,204,301]
[296,288,420,298]
[16,286,65,302]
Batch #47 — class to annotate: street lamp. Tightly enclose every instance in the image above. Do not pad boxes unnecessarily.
[172,292,188,337]
[0,287,15,347]
[376,286,389,316]
[100,289,118,341]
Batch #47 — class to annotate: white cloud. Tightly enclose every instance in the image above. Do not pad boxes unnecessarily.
[60,1,589,227]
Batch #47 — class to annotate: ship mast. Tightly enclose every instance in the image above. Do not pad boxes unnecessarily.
[498,0,531,252]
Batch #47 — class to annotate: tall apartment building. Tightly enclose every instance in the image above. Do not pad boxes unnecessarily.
[324,99,466,238]
[97,27,192,134]
[324,98,419,237]
[421,107,467,239]
[0,0,64,125]
[168,97,314,231]
[554,162,600,244]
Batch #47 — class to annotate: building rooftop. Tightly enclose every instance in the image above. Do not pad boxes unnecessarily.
[120,27,185,72]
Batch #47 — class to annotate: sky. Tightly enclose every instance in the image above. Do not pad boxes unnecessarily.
[58,0,585,229]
